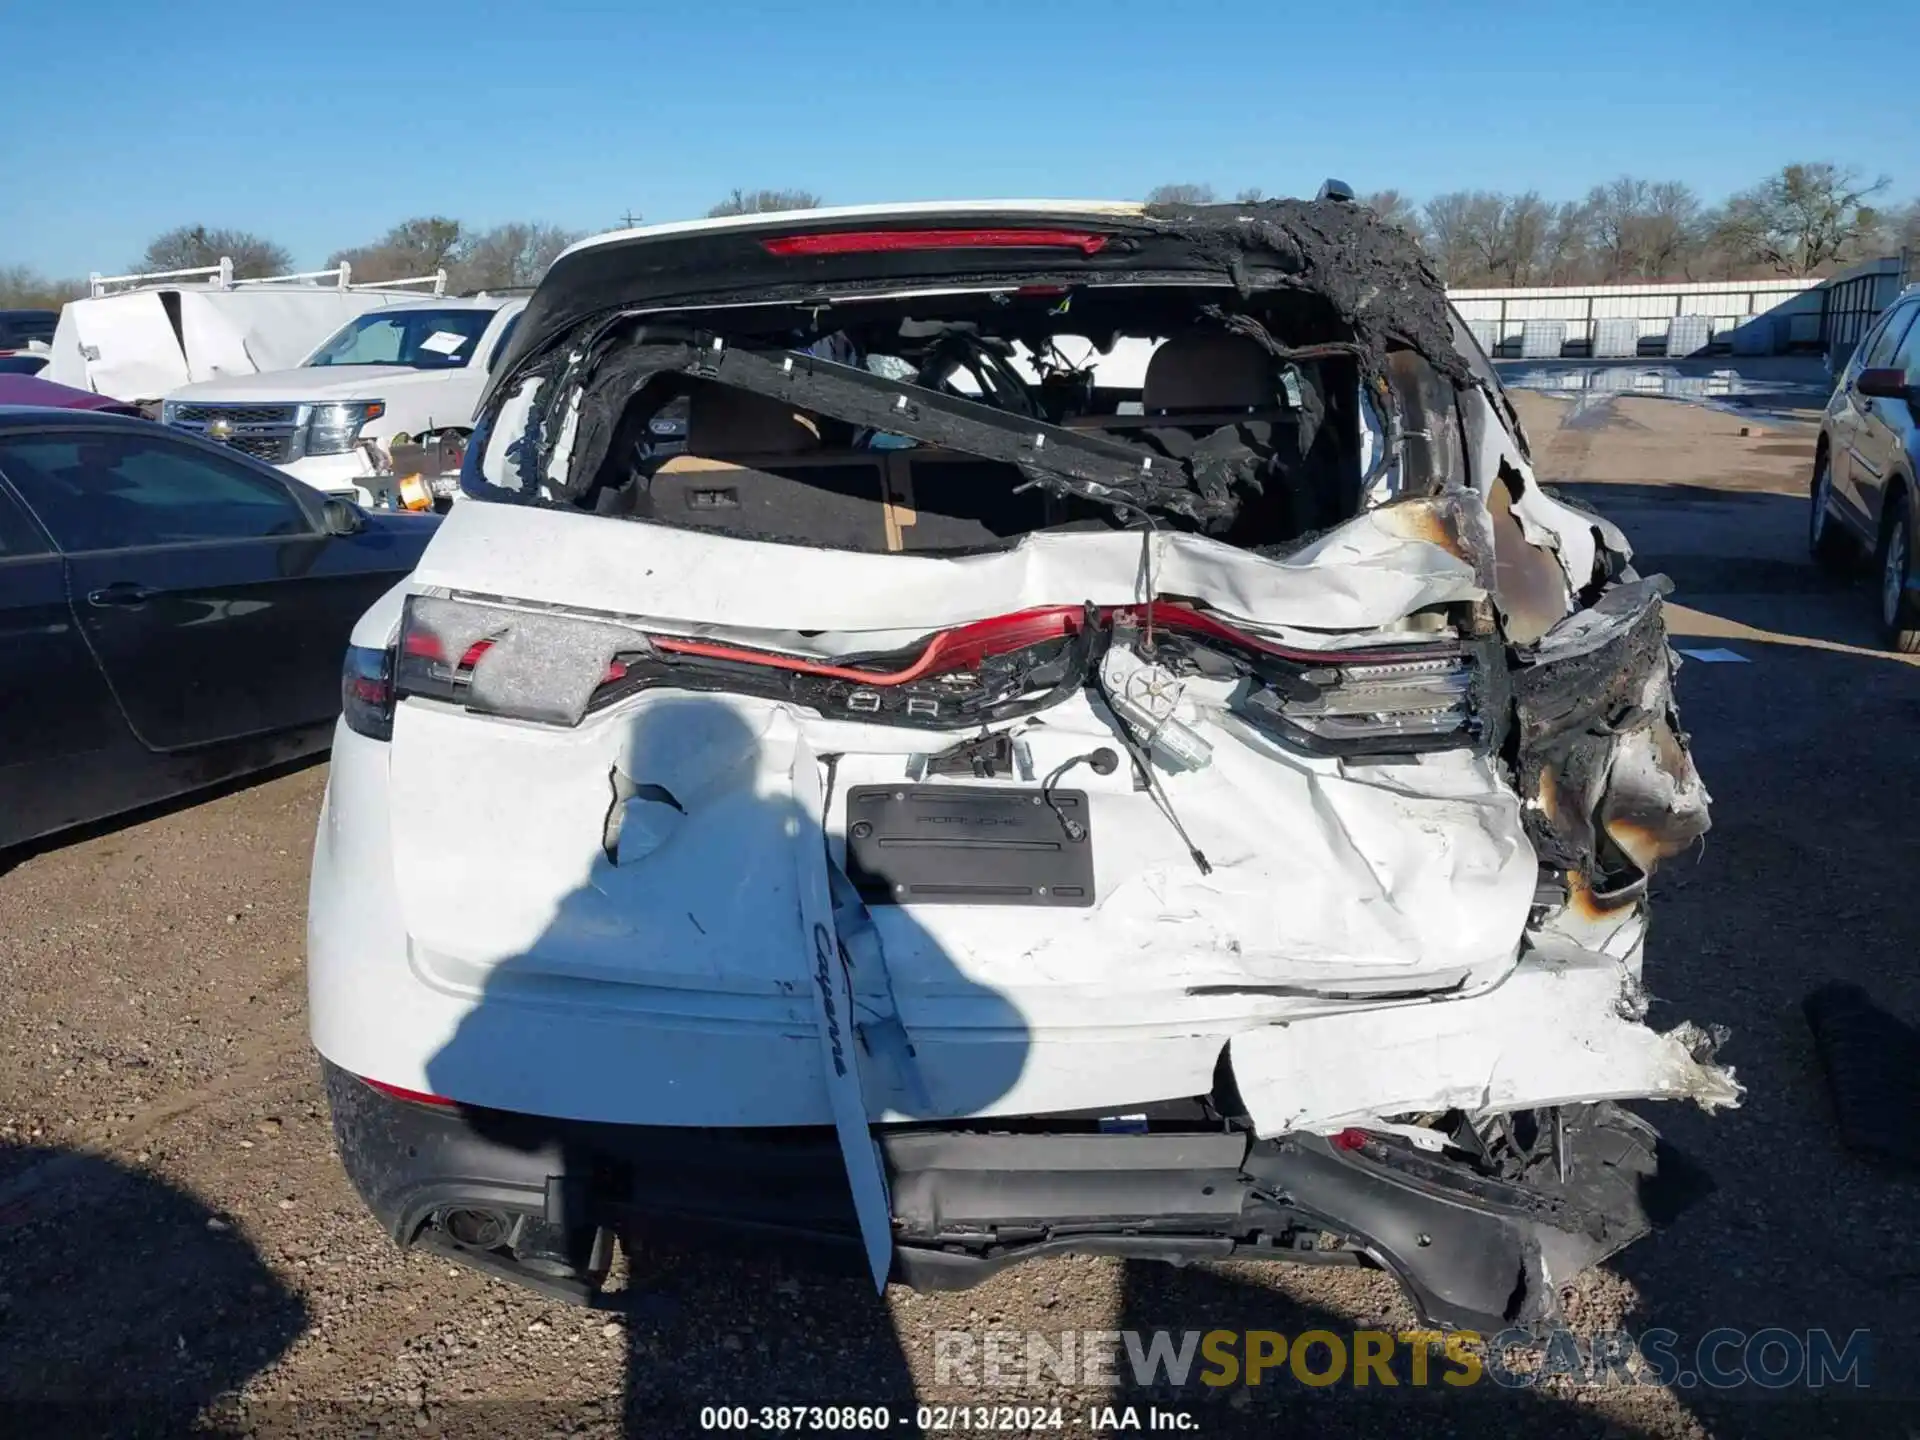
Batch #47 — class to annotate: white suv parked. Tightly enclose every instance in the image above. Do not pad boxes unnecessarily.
[162,296,525,506]
[308,199,1738,1326]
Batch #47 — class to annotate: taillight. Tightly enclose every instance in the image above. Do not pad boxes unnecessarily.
[759,228,1110,257]
[1236,653,1476,754]
[341,644,395,741]
[394,594,643,727]
[379,589,1477,750]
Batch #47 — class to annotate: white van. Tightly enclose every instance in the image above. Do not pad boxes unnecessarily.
[45,258,445,405]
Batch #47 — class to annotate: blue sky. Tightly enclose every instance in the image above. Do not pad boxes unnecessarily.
[5,0,1916,275]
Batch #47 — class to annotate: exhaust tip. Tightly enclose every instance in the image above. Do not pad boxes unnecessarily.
[441,1207,512,1250]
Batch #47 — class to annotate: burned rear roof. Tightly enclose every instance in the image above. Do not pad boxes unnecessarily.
[485,198,1464,409]
[1141,199,1464,382]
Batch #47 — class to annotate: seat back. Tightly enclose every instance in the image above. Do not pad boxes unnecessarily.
[1141,329,1277,421]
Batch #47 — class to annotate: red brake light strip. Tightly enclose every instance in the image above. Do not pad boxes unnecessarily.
[760,229,1111,258]
[647,605,1453,686]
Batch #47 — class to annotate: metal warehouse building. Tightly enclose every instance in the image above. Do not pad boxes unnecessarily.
[1449,254,1912,364]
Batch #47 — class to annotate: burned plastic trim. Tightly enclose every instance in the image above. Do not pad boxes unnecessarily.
[1141,201,1467,388]
[1510,576,1711,900]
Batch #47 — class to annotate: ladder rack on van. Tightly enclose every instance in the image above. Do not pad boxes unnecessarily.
[87,259,448,298]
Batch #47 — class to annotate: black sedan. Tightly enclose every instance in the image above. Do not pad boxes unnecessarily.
[0,405,437,852]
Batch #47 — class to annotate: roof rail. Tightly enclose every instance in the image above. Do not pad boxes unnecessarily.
[90,259,232,295]
[88,259,449,298]
[337,262,449,295]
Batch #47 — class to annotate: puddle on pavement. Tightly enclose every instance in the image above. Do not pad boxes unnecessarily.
[1498,364,1829,422]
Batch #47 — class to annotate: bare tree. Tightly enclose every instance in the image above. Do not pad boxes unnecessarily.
[0,265,87,309]
[1583,177,1703,281]
[1145,183,1217,206]
[1871,199,1920,262]
[1712,163,1889,275]
[327,217,465,284]
[1234,187,1266,204]
[137,225,291,279]
[1361,190,1419,233]
[1421,192,1482,283]
[1498,192,1553,285]
[453,223,582,290]
[1534,201,1593,284]
[1457,193,1513,284]
[1639,182,1702,280]
[1586,177,1651,281]
[706,189,823,218]
[1420,191,1552,286]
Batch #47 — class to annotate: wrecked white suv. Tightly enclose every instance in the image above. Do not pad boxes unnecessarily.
[310,198,1738,1330]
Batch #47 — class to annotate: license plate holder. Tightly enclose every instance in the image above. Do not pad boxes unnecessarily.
[844,784,1094,907]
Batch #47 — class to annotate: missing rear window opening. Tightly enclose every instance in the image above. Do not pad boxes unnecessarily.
[550,301,1379,553]
[473,203,1475,549]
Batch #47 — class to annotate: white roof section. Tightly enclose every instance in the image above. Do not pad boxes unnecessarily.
[374,295,526,314]
[1448,278,1818,301]
[556,200,1151,263]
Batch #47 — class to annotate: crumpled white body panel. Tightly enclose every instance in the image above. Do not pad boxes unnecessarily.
[390,690,1537,980]
[409,496,1482,640]
[372,675,1537,1124]
[1229,943,1741,1136]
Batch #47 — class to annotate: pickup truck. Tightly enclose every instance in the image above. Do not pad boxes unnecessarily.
[160,295,526,507]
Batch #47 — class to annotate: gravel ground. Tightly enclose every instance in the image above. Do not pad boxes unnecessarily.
[2,390,1916,1438]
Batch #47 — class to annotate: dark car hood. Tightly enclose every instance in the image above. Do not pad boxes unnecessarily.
[355,509,443,542]
[0,374,142,414]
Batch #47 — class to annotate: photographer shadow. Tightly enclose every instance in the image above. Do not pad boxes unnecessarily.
[421,696,1031,1433]
[0,1143,306,1438]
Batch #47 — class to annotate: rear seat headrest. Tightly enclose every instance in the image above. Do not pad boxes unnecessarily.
[1141,330,1274,413]
[684,381,822,457]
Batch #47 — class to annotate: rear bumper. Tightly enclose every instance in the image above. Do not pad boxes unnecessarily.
[323,1057,1709,1331]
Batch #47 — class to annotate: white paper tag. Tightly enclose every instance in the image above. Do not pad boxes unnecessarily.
[419,330,468,356]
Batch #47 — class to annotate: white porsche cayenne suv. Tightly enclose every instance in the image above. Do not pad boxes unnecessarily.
[309,195,1738,1330]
